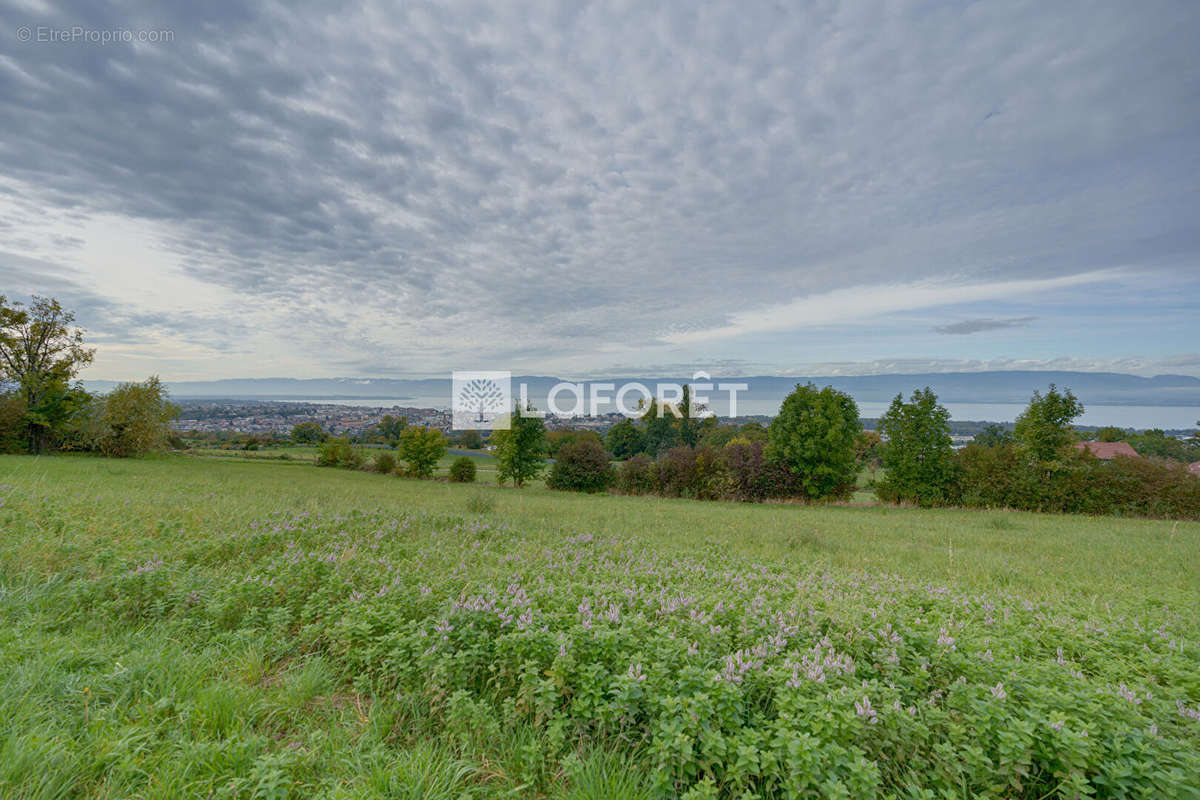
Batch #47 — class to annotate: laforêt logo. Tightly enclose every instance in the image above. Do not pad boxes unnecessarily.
[452,371,511,430]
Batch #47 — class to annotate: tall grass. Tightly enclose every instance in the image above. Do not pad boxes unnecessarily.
[0,454,1197,797]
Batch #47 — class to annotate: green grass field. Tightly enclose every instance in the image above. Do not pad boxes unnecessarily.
[1,454,1198,798]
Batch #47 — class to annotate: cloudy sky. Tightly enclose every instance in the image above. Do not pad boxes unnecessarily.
[2,0,1198,381]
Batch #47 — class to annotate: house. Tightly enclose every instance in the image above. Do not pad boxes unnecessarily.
[1073,441,1139,460]
[1188,461,1200,477]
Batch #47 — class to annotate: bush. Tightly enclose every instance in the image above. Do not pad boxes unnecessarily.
[655,446,700,497]
[316,437,364,469]
[73,376,179,458]
[449,456,477,483]
[398,426,447,478]
[371,451,397,474]
[464,492,495,514]
[954,444,1200,519]
[291,421,328,444]
[715,439,784,501]
[614,454,656,495]
[546,439,613,493]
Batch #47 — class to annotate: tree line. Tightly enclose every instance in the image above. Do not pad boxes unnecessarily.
[540,382,1199,520]
[0,296,177,457]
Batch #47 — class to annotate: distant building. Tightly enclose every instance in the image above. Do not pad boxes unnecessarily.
[1074,441,1139,460]
[1188,461,1200,477]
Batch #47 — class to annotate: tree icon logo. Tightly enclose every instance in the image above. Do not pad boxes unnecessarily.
[451,371,511,430]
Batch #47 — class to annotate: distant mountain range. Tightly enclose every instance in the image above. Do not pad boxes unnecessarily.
[83,371,1200,409]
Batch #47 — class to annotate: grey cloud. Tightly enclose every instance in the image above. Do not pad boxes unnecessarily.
[935,317,1038,335]
[0,1,1197,372]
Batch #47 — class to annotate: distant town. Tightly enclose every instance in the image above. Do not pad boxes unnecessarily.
[171,399,774,438]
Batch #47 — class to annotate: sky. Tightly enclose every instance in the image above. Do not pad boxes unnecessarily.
[1,0,1198,382]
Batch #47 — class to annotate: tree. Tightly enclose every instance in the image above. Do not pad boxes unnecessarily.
[316,437,364,469]
[972,423,1014,448]
[90,376,179,457]
[1013,384,1083,462]
[547,429,602,458]
[457,429,483,450]
[677,384,697,446]
[697,423,741,450]
[398,425,447,478]
[492,404,546,487]
[767,383,861,500]
[291,421,328,444]
[546,437,614,493]
[605,418,644,459]
[1095,426,1126,443]
[0,296,95,453]
[1126,428,1195,462]
[875,388,958,506]
[378,414,408,445]
[854,430,883,468]
[640,399,678,457]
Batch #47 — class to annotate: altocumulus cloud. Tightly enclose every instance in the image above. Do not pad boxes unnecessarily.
[0,1,1197,379]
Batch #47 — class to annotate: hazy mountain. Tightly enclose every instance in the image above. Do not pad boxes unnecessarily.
[83,371,1200,408]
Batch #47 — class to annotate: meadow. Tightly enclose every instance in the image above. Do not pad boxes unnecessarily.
[1,454,1198,798]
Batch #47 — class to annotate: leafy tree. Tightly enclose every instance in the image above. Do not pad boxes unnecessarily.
[316,437,364,469]
[605,418,644,459]
[370,451,397,474]
[972,423,1014,448]
[456,429,483,450]
[738,422,769,442]
[1095,426,1127,443]
[1014,384,1084,462]
[492,404,546,487]
[854,430,883,468]
[1126,428,1195,462]
[640,399,678,457]
[449,456,476,482]
[378,414,408,445]
[91,376,179,457]
[0,296,95,453]
[547,437,614,493]
[0,392,26,454]
[698,423,741,450]
[547,429,602,458]
[677,384,697,446]
[767,383,861,500]
[291,421,328,444]
[398,425,447,478]
[875,388,958,506]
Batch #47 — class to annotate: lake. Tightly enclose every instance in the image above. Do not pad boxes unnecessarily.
[206,394,1197,431]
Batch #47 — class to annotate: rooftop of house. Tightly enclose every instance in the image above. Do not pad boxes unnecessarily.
[1074,440,1140,460]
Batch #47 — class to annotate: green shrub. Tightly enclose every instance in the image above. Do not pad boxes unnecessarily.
[398,426,447,478]
[316,437,364,469]
[955,444,1200,519]
[449,456,477,483]
[546,438,614,493]
[371,451,397,474]
[614,454,656,494]
[464,491,495,514]
[717,439,800,501]
[655,446,701,497]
